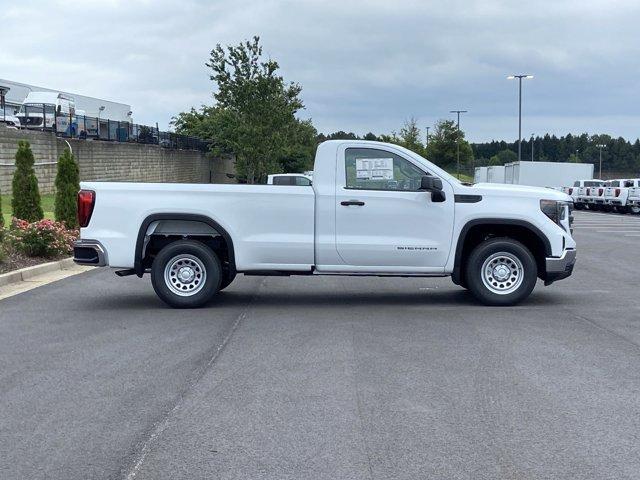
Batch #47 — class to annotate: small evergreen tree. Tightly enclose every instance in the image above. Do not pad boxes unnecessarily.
[54,148,80,228]
[0,179,4,229]
[12,140,44,222]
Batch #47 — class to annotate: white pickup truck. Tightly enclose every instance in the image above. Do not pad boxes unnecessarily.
[73,140,576,307]
[563,179,604,210]
[603,179,640,214]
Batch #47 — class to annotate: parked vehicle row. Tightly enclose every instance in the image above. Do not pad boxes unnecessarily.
[564,178,640,214]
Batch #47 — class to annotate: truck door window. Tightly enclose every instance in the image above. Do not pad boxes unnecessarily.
[345,148,426,191]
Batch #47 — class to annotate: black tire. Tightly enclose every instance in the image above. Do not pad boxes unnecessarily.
[574,203,585,210]
[151,240,221,308]
[219,270,237,291]
[465,237,538,306]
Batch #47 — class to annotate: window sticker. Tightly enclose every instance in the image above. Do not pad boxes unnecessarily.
[355,158,393,181]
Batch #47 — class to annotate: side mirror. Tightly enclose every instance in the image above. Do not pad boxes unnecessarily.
[420,176,446,202]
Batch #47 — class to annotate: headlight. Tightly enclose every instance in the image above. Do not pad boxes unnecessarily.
[540,200,573,233]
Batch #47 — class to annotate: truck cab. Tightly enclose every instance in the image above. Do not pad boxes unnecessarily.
[16,92,77,133]
[74,140,576,308]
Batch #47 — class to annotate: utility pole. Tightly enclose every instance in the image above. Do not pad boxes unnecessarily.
[596,144,606,178]
[450,110,467,179]
[425,126,430,149]
[507,74,533,162]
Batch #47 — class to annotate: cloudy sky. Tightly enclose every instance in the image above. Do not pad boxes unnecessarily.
[2,0,639,142]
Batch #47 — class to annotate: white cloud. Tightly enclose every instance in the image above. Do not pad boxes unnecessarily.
[1,0,638,140]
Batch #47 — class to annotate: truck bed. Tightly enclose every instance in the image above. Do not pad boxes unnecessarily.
[81,182,316,271]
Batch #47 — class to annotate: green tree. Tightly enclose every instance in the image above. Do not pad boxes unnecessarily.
[174,36,306,183]
[398,117,426,156]
[54,148,80,228]
[12,140,43,222]
[425,119,473,172]
[489,149,517,166]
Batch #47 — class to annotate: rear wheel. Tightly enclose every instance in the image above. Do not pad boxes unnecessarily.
[151,240,221,308]
[465,238,537,306]
[631,205,640,215]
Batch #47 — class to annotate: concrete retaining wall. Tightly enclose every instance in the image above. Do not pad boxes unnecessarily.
[0,125,236,194]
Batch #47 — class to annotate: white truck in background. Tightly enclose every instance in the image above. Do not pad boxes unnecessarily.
[15,92,80,135]
[603,179,640,214]
[562,179,604,210]
[505,161,594,188]
[73,140,576,308]
[628,186,640,210]
[267,173,313,186]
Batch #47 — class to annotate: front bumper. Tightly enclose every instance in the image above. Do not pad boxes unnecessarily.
[628,199,640,207]
[73,240,108,266]
[604,199,623,206]
[544,248,576,285]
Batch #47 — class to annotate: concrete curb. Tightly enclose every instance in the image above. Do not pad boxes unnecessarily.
[0,257,76,287]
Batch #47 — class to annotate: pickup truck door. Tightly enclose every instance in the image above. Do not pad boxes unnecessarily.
[334,146,455,269]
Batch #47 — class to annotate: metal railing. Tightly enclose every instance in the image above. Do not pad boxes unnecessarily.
[14,104,208,151]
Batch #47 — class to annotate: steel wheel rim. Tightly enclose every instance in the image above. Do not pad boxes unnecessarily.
[164,254,207,297]
[481,252,524,295]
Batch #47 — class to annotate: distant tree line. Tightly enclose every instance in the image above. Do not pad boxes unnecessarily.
[174,35,640,182]
[472,134,640,173]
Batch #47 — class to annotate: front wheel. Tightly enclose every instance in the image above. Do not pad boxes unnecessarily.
[465,238,537,306]
[151,240,221,308]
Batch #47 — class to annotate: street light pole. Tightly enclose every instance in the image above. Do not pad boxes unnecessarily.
[450,110,467,179]
[425,126,430,149]
[507,74,533,162]
[596,144,606,178]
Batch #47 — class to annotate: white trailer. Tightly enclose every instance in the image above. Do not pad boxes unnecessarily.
[474,166,488,183]
[487,166,506,183]
[504,161,594,188]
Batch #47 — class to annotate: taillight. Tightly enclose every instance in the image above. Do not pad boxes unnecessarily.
[615,188,621,197]
[599,188,603,196]
[568,188,573,195]
[78,190,95,228]
[586,188,590,195]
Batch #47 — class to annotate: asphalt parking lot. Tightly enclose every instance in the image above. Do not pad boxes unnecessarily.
[1,210,639,480]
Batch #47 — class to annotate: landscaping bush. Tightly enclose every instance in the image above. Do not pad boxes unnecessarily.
[0,180,3,230]
[12,140,44,222]
[7,218,77,258]
[54,148,80,228]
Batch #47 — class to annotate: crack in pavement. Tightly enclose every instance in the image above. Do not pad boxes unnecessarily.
[120,278,266,480]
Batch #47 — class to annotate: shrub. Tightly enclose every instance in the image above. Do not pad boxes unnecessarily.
[12,140,44,222]
[0,178,3,230]
[7,218,77,258]
[54,148,80,228]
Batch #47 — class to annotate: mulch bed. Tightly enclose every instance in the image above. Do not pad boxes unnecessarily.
[0,247,67,275]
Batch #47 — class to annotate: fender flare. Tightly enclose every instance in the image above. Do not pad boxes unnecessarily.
[134,213,236,277]
[452,218,552,284]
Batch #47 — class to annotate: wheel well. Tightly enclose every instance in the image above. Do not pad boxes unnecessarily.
[453,222,549,284]
[135,215,235,277]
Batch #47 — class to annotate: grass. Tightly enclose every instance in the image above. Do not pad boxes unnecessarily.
[1,194,55,226]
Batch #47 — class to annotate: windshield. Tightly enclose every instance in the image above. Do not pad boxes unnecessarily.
[19,103,56,115]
